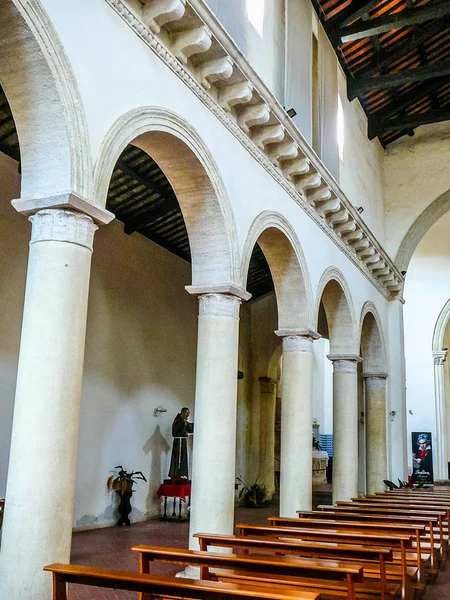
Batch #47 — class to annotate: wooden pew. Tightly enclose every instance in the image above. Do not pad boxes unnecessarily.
[44,563,321,600]
[235,524,412,600]
[193,532,396,600]
[299,509,440,571]
[321,503,446,566]
[268,517,425,582]
[132,545,363,600]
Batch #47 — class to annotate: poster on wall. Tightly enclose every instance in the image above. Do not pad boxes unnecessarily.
[411,432,434,485]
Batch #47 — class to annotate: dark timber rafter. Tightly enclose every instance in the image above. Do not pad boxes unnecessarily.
[356,19,449,80]
[373,108,450,134]
[348,59,450,100]
[330,0,380,28]
[339,1,450,43]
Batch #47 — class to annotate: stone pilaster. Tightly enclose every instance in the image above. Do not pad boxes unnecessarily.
[258,378,277,496]
[433,350,448,480]
[276,329,320,516]
[328,354,362,503]
[363,373,388,494]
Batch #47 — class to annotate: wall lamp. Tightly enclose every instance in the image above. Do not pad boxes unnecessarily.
[154,405,167,417]
[355,206,364,214]
[285,107,297,118]
[390,410,396,421]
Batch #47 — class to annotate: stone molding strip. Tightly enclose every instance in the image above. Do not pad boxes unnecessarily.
[105,0,403,300]
[362,372,388,390]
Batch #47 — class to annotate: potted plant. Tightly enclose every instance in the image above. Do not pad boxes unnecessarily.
[107,465,147,526]
[236,476,267,508]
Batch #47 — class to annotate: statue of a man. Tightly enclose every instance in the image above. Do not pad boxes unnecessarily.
[168,407,194,479]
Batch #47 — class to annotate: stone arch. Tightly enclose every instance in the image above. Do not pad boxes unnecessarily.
[359,302,387,373]
[92,106,239,288]
[432,298,450,352]
[240,211,314,331]
[0,0,91,200]
[395,189,450,275]
[315,267,357,354]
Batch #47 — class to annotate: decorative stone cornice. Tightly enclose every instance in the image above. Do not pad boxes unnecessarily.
[105,0,404,300]
[433,350,448,366]
[29,209,98,251]
[13,192,115,225]
[198,292,241,319]
[327,354,362,374]
[276,330,320,353]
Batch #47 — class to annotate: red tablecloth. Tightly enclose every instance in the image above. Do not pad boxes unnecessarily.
[156,483,191,501]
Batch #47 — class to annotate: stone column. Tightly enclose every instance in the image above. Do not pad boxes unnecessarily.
[258,377,277,497]
[0,207,108,600]
[364,373,388,494]
[328,354,362,503]
[188,291,246,551]
[276,330,320,517]
[433,350,448,480]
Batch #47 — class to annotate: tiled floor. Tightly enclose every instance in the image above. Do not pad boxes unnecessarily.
[68,496,450,599]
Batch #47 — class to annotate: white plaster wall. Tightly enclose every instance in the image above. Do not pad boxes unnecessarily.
[384,122,450,261]
[0,153,27,499]
[246,0,285,103]
[403,211,450,475]
[74,220,199,528]
[338,70,386,245]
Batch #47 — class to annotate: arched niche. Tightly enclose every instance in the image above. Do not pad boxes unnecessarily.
[240,211,314,331]
[359,303,387,374]
[93,107,239,289]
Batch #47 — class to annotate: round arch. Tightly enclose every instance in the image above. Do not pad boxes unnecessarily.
[315,267,357,354]
[92,106,239,289]
[240,211,314,331]
[359,302,387,373]
[395,189,450,275]
[0,0,91,199]
[433,298,450,352]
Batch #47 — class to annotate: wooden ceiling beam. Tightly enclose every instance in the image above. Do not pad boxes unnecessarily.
[339,1,450,43]
[329,0,380,29]
[348,59,450,100]
[357,19,449,79]
[372,108,450,135]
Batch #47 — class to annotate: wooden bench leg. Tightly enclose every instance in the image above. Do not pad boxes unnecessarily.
[139,554,151,600]
[53,573,67,600]
[346,573,355,600]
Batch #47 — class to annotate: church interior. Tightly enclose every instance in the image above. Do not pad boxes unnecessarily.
[2,0,450,598]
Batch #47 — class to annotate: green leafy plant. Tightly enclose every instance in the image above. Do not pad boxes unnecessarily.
[107,465,147,494]
[236,477,267,508]
[312,436,321,451]
[383,478,410,490]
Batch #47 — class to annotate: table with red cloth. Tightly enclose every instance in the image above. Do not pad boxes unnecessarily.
[156,480,191,520]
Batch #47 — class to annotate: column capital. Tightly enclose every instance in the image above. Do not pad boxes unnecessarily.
[186,283,251,302]
[433,350,448,366]
[259,377,277,395]
[197,292,242,319]
[363,373,388,390]
[327,354,362,374]
[29,209,99,252]
[12,192,115,225]
[275,329,320,353]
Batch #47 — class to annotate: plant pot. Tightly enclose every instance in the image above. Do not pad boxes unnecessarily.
[116,490,133,526]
